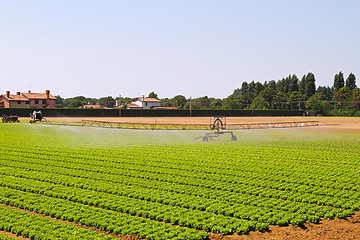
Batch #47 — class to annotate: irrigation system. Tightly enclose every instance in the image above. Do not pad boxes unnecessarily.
[80,119,319,130]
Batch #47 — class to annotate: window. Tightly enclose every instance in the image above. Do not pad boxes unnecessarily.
[145,102,148,106]
[42,100,46,104]
[25,101,30,104]
[17,101,21,104]
[35,100,39,104]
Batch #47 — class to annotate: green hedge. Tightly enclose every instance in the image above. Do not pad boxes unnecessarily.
[0,108,303,118]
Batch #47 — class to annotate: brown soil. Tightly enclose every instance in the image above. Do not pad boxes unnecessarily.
[25,116,360,130]
[0,231,29,240]
[209,211,360,240]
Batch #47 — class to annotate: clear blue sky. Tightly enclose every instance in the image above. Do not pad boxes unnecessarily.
[1,0,359,99]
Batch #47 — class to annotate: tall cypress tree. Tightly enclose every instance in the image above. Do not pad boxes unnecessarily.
[333,71,345,92]
[299,75,306,96]
[289,74,299,92]
[304,72,316,99]
[346,73,356,90]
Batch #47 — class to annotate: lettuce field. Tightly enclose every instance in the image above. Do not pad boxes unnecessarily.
[0,124,360,240]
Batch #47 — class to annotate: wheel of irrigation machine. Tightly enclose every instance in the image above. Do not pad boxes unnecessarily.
[231,135,237,141]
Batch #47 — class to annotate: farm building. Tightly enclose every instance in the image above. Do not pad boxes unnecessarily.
[0,90,56,108]
[131,97,161,109]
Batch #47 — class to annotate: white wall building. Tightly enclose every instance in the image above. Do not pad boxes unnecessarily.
[131,97,161,109]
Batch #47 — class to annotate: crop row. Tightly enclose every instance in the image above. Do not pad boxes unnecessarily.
[1,143,359,193]
[2,156,359,211]
[0,234,17,240]
[2,141,359,187]
[0,187,208,240]
[0,176,264,235]
[0,205,114,240]
[0,165,354,229]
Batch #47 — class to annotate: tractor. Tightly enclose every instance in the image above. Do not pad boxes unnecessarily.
[2,115,20,123]
[30,111,47,123]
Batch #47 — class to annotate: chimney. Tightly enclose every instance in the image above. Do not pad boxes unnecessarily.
[6,91,10,97]
[142,95,145,101]
[16,92,20,95]
[46,90,50,99]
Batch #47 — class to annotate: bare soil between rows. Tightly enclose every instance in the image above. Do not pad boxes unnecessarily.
[28,116,360,130]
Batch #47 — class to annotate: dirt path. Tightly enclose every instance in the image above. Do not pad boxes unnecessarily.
[210,211,360,240]
[24,116,360,130]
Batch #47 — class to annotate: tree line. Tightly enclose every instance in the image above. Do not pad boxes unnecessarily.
[55,72,359,116]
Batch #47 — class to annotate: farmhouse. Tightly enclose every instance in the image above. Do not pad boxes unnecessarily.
[130,97,161,109]
[0,90,56,108]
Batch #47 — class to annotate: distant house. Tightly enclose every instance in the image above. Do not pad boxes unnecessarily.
[79,105,108,109]
[0,90,56,108]
[125,103,143,109]
[131,97,161,109]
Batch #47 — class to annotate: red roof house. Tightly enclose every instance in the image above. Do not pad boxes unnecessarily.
[0,90,56,108]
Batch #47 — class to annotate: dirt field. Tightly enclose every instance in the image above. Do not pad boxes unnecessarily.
[33,116,360,130]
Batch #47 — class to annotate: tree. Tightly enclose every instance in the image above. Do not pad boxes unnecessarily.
[172,95,187,108]
[316,86,333,101]
[222,95,240,110]
[85,98,98,105]
[288,91,301,110]
[254,82,264,96]
[209,98,222,109]
[346,73,356,90]
[160,98,174,107]
[238,93,252,109]
[299,75,306,96]
[259,87,277,107]
[240,82,249,95]
[148,92,159,99]
[232,88,241,98]
[268,80,276,90]
[54,95,64,108]
[333,71,344,92]
[333,86,351,109]
[66,99,83,108]
[289,74,299,92]
[99,96,116,108]
[192,96,211,109]
[248,81,256,99]
[273,91,286,109]
[306,95,322,114]
[350,88,360,109]
[250,97,269,110]
[304,72,316,99]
